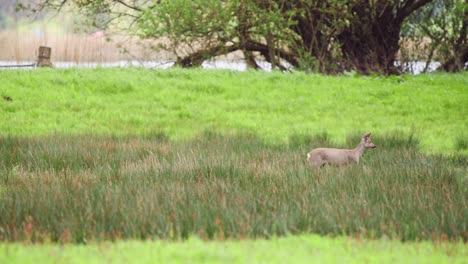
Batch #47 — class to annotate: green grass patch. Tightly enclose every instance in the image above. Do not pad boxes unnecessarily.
[0,134,466,242]
[1,235,466,264]
[0,68,466,154]
[0,69,466,257]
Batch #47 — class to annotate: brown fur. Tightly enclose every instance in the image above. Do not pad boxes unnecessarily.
[307,132,376,167]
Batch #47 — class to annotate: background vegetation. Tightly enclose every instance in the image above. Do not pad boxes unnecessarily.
[2,1,465,74]
[0,0,170,64]
[27,0,467,74]
[401,0,467,73]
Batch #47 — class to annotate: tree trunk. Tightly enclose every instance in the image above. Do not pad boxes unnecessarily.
[338,8,402,74]
[339,24,402,75]
[439,46,468,72]
[338,0,432,75]
[439,7,467,72]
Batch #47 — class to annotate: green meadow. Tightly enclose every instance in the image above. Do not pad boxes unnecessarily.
[0,69,466,262]
[1,235,466,264]
[0,68,466,153]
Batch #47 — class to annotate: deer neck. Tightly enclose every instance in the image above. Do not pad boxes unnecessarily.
[353,141,366,158]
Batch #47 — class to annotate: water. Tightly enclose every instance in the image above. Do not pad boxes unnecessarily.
[0,60,442,74]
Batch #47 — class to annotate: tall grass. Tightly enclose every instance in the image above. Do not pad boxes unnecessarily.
[0,133,465,243]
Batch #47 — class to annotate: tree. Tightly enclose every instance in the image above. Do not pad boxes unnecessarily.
[337,0,433,74]
[31,0,434,75]
[401,0,467,73]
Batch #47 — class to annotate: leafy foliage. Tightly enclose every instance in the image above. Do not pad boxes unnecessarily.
[401,0,467,73]
[31,0,438,74]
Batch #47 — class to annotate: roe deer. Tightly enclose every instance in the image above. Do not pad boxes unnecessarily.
[307,132,376,168]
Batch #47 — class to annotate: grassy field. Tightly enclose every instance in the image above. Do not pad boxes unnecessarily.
[0,68,466,154]
[1,235,466,264]
[0,69,466,261]
[0,134,466,242]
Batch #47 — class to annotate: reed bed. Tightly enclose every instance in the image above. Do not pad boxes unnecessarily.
[0,133,465,243]
[0,29,171,63]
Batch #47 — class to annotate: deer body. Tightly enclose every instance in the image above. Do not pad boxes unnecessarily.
[307,132,376,168]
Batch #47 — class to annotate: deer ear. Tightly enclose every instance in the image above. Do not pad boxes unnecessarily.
[364,132,371,139]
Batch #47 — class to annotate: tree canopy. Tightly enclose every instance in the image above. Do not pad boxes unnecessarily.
[29,0,467,74]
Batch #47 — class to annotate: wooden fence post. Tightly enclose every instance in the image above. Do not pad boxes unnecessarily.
[37,46,52,67]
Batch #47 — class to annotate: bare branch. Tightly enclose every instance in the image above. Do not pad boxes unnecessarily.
[115,0,142,12]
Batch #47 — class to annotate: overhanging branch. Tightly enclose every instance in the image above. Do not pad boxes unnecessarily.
[398,0,433,23]
[245,40,299,67]
[176,43,241,67]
